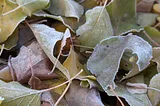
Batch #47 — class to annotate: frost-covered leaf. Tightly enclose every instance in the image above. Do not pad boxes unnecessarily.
[65,81,104,106]
[16,0,49,16]
[106,0,142,35]
[0,0,49,43]
[126,82,147,94]
[137,13,158,27]
[0,80,41,106]
[30,24,69,78]
[106,83,151,106]
[148,73,160,106]
[47,0,84,20]
[33,10,77,32]
[10,41,57,83]
[76,6,113,48]
[87,34,152,89]
[106,74,152,106]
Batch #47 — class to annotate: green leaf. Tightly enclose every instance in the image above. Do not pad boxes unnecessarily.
[106,0,142,35]
[47,0,84,20]
[87,34,152,89]
[148,73,160,106]
[0,80,41,106]
[30,24,69,79]
[0,0,49,43]
[77,6,113,48]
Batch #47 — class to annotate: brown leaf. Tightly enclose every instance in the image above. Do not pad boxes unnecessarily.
[10,41,58,83]
[65,81,104,106]
[41,92,54,106]
[28,75,49,90]
[137,0,155,12]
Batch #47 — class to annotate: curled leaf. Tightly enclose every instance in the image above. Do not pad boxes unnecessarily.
[87,34,152,90]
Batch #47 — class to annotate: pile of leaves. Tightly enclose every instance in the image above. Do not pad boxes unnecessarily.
[1,0,160,106]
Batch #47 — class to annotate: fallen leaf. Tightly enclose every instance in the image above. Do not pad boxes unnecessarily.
[0,28,18,50]
[106,74,152,106]
[33,10,78,32]
[41,92,54,106]
[126,82,148,94]
[106,0,142,35]
[76,6,113,48]
[87,34,152,89]
[137,0,155,12]
[0,97,4,105]
[47,0,84,20]
[0,80,41,106]
[137,13,158,27]
[10,41,57,83]
[153,3,160,14]
[30,24,69,79]
[139,27,160,46]
[65,81,104,106]
[148,73,160,106]
[28,76,49,90]
[16,0,49,16]
[0,0,49,43]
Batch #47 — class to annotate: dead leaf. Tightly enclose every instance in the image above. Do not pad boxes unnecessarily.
[137,0,155,12]
[10,41,57,83]
[65,81,104,106]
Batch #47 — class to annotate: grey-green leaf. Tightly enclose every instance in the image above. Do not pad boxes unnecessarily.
[30,24,69,79]
[87,34,152,90]
[16,0,49,16]
[106,0,142,35]
[0,80,41,106]
[47,0,84,20]
[148,73,160,106]
[76,6,113,48]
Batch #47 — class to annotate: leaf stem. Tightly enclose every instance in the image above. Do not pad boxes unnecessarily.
[147,87,160,93]
[0,44,4,56]
[109,85,125,106]
[54,81,71,106]
[143,31,160,47]
[40,69,83,93]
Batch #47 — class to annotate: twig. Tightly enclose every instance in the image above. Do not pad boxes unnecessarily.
[0,44,4,56]
[143,31,160,47]
[108,85,125,106]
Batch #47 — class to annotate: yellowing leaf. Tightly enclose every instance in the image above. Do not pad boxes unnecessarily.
[0,0,49,43]
[0,80,41,106]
